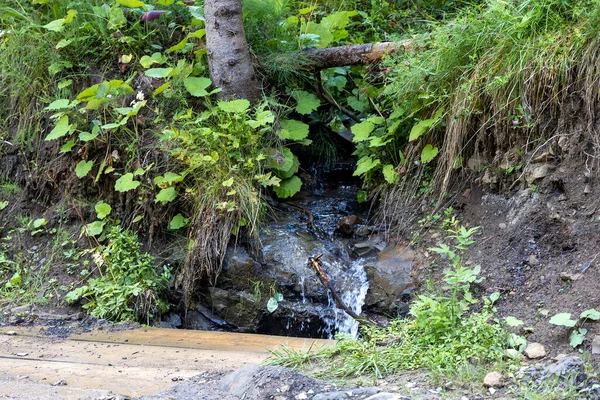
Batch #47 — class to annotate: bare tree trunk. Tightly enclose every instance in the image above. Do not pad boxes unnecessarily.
[304,41,412,71]
[204,0,261,103]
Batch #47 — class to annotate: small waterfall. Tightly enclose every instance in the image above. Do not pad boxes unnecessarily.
[322,259,369,338]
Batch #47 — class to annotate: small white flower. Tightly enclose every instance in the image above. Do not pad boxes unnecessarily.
[136,91,145,101]
[106,94,113,99]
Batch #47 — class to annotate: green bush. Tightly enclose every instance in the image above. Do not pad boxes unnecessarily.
[66,226,170,323]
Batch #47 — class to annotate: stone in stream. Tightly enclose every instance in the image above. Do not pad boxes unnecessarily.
[337,215,362,236]
[363,245,415,315]
[205,287,263,332]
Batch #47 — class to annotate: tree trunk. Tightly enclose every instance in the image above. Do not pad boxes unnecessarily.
[304,41,411,71]
[204,0,261,103]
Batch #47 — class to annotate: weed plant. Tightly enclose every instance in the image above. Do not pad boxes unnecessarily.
[66,226,170,323]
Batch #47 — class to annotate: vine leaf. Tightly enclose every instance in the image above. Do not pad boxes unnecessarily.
[169,214,189,230]
[75,160,93,178]
[114,173,141,192]
[351,121,375,143]
[184,77,212,97]
[421,144,439,163]
[45,115,72,141]
[279,120,309,141]
[292,90,320,115]
[272,176,302,199]
[95,202,112,220]
[549,312,577,327]
[155,187,177,204]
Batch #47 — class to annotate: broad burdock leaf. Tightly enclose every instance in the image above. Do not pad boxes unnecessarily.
[421,144,439,163]
[116,0,146,8]
[292,90,320,115]
[279,120,309,141]
[75,160,93,178]
[140,52,166,68]
[505,316,524,327]
[145,68,173,78]
[382,164,398,184]
[45,115,72,141]
[95,201,112,220]
[351,121,375,143]
[218,99,250,113]
[45,99,70,110]
[353,156,381,176]
[85,220,106,236]
[549,312,577,327]
[184,77,212,97]
[169,214,188,230]
[155,187,177,204]
[272,176,302,199]
[570,328,587,348]
[580,309,600,321]
[114,173,141,192]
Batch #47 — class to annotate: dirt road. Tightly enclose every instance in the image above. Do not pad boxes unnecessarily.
[0,326,332,399]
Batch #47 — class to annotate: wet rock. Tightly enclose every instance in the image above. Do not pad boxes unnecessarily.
[160,312,182,328]
[259,301,333,337]
[364,246,415,314]
[483,371,505,388]
[220,246,264,291]
[364,393,406,400]
[524,342,546,359]
[584,184,592,194]
[353,236,386,257]
[525,164,554,184]
[592,335,600,355]
[205,287,263,332]
[560,271,582,282]
[338,215,362,236]
[10,305,32,314]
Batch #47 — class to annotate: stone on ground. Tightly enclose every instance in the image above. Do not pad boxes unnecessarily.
[524,342,546,359]
[483,371,505,388]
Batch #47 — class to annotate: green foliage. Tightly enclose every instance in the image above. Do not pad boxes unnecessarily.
[548,308,600,348]
[66,226,170,323]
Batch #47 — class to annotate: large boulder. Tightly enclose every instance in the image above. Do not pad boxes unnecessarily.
[205,287,263,332]
[364,246,415,315]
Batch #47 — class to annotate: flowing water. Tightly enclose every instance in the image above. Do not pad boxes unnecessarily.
[260,181,370,339]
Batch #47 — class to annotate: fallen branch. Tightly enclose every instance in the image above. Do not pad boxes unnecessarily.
[308,254,381,327]
[281,202,314,229]
[303,41,412,71]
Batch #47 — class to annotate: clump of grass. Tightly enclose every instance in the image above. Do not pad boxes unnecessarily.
[380,0,600,194]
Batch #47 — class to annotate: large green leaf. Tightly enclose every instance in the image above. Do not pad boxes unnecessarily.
[169,213,188,230]
[292,90,320,115]
[75,160,93,178]
[549,312,577,327]
[184,77,212,97]
[45,115,72,141]
[218,99,250,113]
[272,176,302,199]
[45,99,71,111]
[580,309,600,321]
[279,119,309,141]
[353,156,381,177]
[95,201,112,220]
[155,187,177,204]
[145,68,173,78]
[351,121,375,143]
[114,173,141,192]
[420,144,439,163]
[382,164,398,184]
[140,52,165,68]
[409,118,436,141]
[116,0,146,8]
[570,328,587,348]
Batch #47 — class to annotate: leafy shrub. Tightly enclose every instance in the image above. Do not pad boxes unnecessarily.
[66,226,170,323]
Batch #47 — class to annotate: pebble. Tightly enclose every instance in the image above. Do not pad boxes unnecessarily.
[5,331,17,336]
[524,342,546,359]
[499,223,507,229]
[483,371,505,388]
[15,352,29,357]
[364,394,405,400]
[560,271,582,281]
[295,393,308,400]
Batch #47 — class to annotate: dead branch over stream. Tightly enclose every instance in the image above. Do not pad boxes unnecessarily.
[308,254,382,328]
